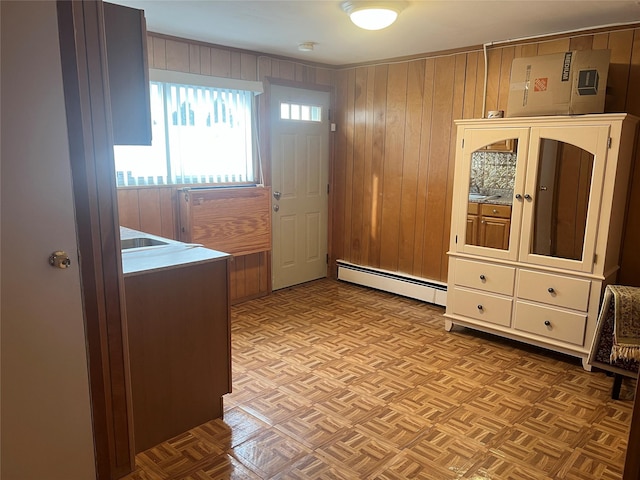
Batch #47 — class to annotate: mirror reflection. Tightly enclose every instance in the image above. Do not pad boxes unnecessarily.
[466,140,517,250]
[531,139,593,261]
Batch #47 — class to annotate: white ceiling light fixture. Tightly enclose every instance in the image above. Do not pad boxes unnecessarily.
[298,42,316,52]
[341,1,407,31]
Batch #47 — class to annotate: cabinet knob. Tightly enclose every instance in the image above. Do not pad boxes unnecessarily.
[477,304,483,311]
[524,194,533,201]
[544,320,551,327]
[515,193,523,200]
[548,287,555,294]
[492,209,498,214]
[479,274,486,281]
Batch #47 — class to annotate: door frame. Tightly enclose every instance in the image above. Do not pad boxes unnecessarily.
[58,1,134,478]
[260,77,335,291]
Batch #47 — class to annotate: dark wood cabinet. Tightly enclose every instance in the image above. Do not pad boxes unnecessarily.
[466,202,511,250]
[125,258,231,453]
[478,204,511,250]
[104,2,151,145]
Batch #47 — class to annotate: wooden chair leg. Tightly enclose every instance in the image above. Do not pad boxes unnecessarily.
[612,374,623,400]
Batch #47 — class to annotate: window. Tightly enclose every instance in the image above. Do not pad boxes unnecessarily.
[280,102,322,122]
[114,80,258,186]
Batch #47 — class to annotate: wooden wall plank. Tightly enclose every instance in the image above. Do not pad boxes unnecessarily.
[159,187,177,240]
[412,58,435,276]
[147,33,154,69]
[243,253,261,299]
[536,38,571,55]
[258,56,272,79]
[138,188,162,236]
[605,29,634,113]
[117,189,141,230]
[463,52,478,119]
[199,46,211,75]
[625,28,640,116]
[240,53,257,80]
[316,67,333,86]
[368,64,389,267]
[570,35,594,51]
[234,256,246,300]
[350,67,368,265]
[152,36,166,69]
[331,70,349,267]
[230,51,241,78]
[359,66,377,265]
[342,68,356,263]
[260,252,269,295]
[397,59,425,273]
[421,56,455,279]
[210,47,231,77]
[497,47,515,113]
[379,62,408,271]
[189,44,200,73]
[472,52,485,119]
[277,60,295,81]
[441,53,468,278]
[484,48,502,116]
[619,29,640,286]
[165,39,189,72]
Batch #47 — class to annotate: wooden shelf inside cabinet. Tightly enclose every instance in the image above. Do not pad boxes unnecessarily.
[104,2,152,145]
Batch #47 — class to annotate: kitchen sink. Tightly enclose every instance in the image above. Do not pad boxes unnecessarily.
[468,193,501,202]
[121,237,169,249]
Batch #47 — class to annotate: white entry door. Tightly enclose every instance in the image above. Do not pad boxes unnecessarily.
[270,85,330,290]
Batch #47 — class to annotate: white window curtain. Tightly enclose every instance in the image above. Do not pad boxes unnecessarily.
[114,76,260,186]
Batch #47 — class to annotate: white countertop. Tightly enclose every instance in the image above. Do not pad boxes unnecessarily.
[120,227,230,277]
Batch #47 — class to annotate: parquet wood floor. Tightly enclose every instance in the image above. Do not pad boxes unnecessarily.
[122,279,635,480]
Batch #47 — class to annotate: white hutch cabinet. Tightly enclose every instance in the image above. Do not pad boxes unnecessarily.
[445,114,638,369]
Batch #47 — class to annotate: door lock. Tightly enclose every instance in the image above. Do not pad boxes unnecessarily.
[273,191,281,200]
[49,251,71,269]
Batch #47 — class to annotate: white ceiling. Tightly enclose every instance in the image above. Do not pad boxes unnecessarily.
[112,1,640,66]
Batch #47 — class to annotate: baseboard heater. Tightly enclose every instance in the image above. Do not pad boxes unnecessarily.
[337,260,447,307]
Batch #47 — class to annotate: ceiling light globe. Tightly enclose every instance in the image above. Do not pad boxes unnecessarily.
[349,8,398,30]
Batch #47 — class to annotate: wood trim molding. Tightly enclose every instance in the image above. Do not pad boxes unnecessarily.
[624,376,640,479]
[57,1,134,478]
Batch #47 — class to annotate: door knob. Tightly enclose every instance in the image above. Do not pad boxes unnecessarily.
[273,204,280,212]
[273,191,281,200]
[49,251,71,269]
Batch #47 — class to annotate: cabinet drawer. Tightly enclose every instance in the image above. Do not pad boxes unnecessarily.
[468,202,479,214]
[517,270,591,311]
[451,287,512,327]
[481,203,511,218]
[454,259,515,295]
[514,301,587,346]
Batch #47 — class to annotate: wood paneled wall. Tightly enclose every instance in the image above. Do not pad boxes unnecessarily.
[121,27,640,300]
[331,25,640,286]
